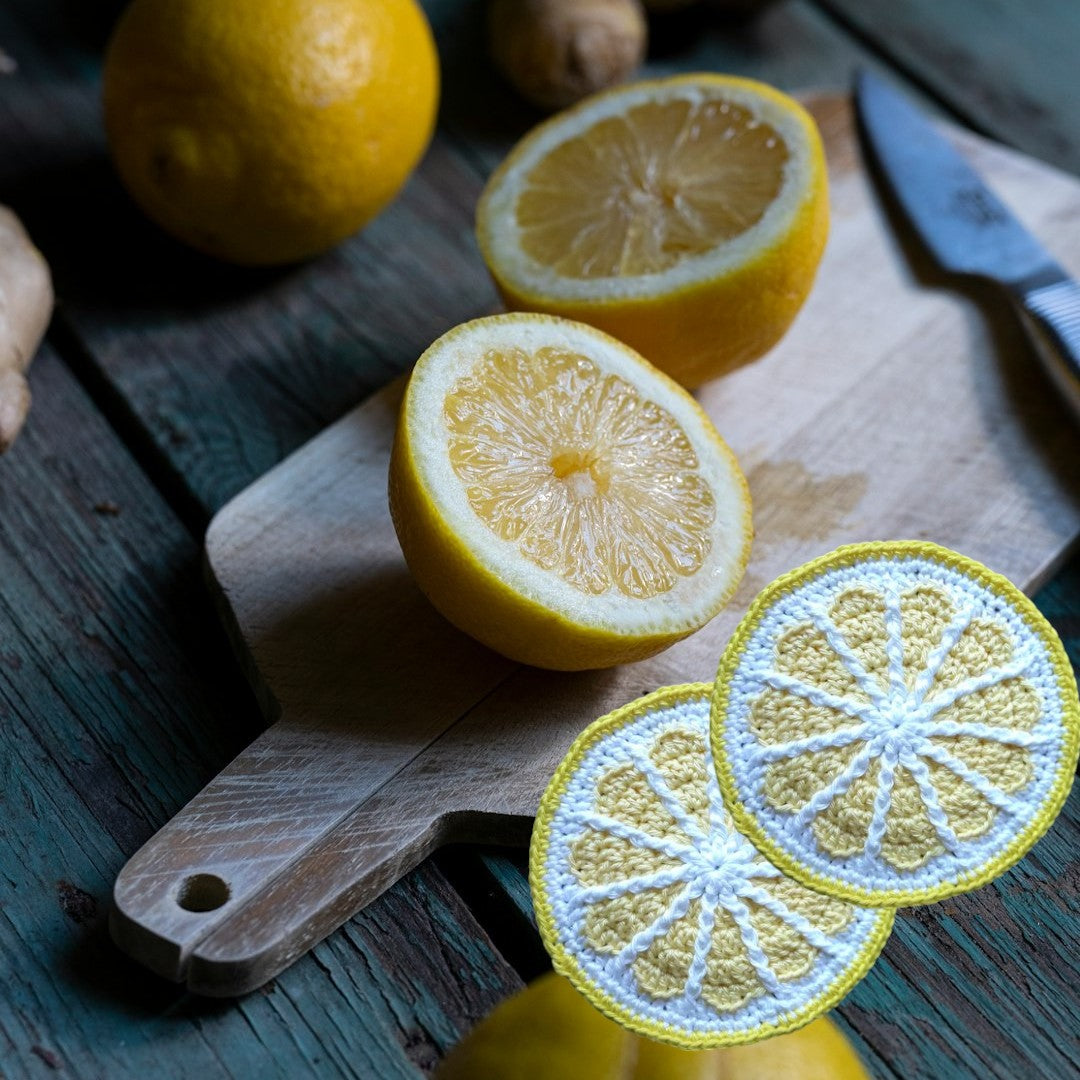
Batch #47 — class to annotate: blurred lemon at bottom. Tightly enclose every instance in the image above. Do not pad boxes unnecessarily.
[436,971,871,1079]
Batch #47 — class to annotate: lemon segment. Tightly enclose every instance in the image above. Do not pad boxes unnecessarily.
[389,315,752,670]
[476,74,828,387]
[516,98,789,278]
[443,345,717,598]
[711,541,1080,906]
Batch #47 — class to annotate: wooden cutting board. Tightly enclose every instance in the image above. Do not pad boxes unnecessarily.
[110,96,1080,996]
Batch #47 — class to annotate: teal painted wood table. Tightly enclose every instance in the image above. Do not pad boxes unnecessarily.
[1,1,1077,1076]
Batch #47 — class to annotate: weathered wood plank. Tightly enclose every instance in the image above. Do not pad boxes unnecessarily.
[0,0,499,520]
[835,786,1079,1080]
[180,96,1079,1070]
[0,347,521,1077]
[0,0,920,522]
[435,0,930,172]
[815,0,1080,174]
[1038,560,1080,658]
[473,800,1080,1080]
[464,801,1080,1080]
[2,0,1079,1075]
[477,574,1080,1080]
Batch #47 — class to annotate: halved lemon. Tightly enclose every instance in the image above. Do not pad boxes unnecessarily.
[388,314,752,670]
[476,74,828,388]
[711,542,1080,906]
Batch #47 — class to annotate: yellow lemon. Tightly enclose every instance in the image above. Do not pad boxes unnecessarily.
[435,971,872,1080]
[476,74,828,387]
[103,0,439,265]
[388,314,752,670]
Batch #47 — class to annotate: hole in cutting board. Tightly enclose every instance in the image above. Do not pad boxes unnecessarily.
[177,873,230,912]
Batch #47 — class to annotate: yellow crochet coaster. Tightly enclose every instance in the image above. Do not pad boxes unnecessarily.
[530,684,893,1049]
[711,541,1080,907]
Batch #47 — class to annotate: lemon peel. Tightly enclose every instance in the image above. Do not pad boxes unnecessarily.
[389,314,751,670]
[436,971,872,1079]
[103,0,439,265]
[476,73,828,387]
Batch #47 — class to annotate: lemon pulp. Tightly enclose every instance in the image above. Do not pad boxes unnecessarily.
[516,98,789,278]
[389,314,752,670]
[475,75,829,387]
[444,344,716,599]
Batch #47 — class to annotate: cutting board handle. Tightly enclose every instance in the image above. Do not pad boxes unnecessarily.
[109,717,510,996]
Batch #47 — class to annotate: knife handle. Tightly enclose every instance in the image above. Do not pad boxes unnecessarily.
[1012,278,1080,418]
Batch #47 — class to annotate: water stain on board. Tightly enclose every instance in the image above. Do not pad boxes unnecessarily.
[746,460,868,543]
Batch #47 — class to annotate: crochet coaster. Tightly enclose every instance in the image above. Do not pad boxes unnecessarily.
[711,541,1080,907]
[530,684,893,1049]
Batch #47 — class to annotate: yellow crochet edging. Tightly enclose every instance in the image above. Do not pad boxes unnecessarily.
[710,540,1080,908]
[529,682,895,1049]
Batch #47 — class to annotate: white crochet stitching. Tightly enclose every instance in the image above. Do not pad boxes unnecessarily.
[744,587,1039,846]
[577,750,827,1002]
[719,553,1069,896]
[541,692,889,1037]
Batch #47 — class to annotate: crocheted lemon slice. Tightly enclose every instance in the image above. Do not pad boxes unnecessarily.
[530,684,893,1048]
[712,541,1080,907]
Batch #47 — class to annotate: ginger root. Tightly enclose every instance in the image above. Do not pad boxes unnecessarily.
[0,205,53,452]
[488,0,647,111]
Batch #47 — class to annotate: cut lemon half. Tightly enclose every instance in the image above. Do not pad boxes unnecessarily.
[711,542,1080,906]
[476,74,829,388]
[388,314,752,670]
[529,684,893,1048]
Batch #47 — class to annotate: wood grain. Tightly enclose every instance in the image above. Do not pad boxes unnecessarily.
[110,96,1080,1002]
[0,0,903,521]
[0,346,523,1078]
[3,0,1079,1074]
[0,0,918,1073]
[818,0,1080,175]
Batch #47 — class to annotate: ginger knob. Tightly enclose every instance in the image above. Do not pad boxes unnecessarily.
[0,206,52,453]
[488,0,647,111]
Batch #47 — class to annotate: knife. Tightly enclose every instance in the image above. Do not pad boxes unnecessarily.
[854,69,1080,418]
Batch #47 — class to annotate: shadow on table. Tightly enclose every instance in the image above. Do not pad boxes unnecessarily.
[58,894,246,1023]
[3,156,296,312]
[858,130,1080,521]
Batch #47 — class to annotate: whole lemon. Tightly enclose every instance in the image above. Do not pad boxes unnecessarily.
[103,0,439,265]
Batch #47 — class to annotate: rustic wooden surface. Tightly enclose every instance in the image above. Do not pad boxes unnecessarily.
[0,346,523,1077]
[113,94,1080,999]
[1,0,1078,1076]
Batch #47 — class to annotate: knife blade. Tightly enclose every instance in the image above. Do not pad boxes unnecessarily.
[854,68,1080,417]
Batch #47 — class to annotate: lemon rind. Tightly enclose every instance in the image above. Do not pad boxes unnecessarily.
[395,313,753,649]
